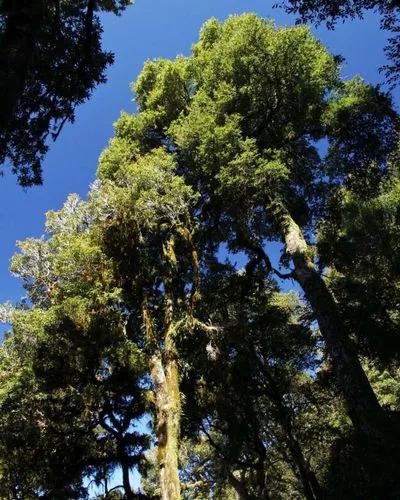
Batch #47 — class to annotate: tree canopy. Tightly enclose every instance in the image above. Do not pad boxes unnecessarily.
[1,13,400,500]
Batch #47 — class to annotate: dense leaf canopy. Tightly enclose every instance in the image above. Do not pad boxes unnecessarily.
[0,13,400,500]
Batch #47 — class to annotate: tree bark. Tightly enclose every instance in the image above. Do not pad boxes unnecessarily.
[148,349,181,500]
[268,198,386,439]
[143,233,182,500]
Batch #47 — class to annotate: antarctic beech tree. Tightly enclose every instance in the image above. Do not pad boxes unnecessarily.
[103,13,397,443]
[95,149,211,499]
[3,140,209,497]
[265,198,385,438]
[2,150,204,498]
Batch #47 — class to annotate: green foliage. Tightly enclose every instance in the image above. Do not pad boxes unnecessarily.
[107,13,395,238]
[0,0,131,186]
[278,0,400,85]
[178,261,331,499]
[318,177,400,363]
[0,302,148,497]
[322,77,397,190]
[1,182,150,496]
[1,12,400,499]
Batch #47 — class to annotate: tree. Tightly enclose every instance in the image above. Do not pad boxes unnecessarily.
[0,0,130,186]
[177,254,400,499]
[95,149,209,499]
[102,13,397,442]
[0,192,149,498]
[4,149,206,499]
[178,260,330,500]
[277,0,400,85]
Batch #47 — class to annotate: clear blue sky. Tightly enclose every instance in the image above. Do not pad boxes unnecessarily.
[0,0,397,305]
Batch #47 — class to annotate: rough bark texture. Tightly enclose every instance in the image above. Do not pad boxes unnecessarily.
[143,234,182,500]
[268,199,387,440]
[149,350,181,500]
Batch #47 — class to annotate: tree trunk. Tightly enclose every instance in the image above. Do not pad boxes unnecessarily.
[268,198,386,440]
[228,471,251,500]
[121,459,134,499]
[285,431,322,500]
[143,233,182,500]
[149,351,181,500]
[261,366,323,500]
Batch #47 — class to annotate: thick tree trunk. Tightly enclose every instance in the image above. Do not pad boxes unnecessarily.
[142,231,201,499]
[143,233,182,500]
[268,199,386,440]
[149,351,181,500]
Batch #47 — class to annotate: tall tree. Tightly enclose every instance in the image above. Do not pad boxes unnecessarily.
[179,261,326,500]
[100,13,397,442]
[6,149,206,499]
[95,149,209,499]
[3,13,400,498]
[0,191,149,498]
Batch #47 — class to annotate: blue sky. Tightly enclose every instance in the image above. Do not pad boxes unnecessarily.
[0,0,397,306]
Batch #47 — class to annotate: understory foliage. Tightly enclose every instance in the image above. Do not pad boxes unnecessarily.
[1,13,400,499]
